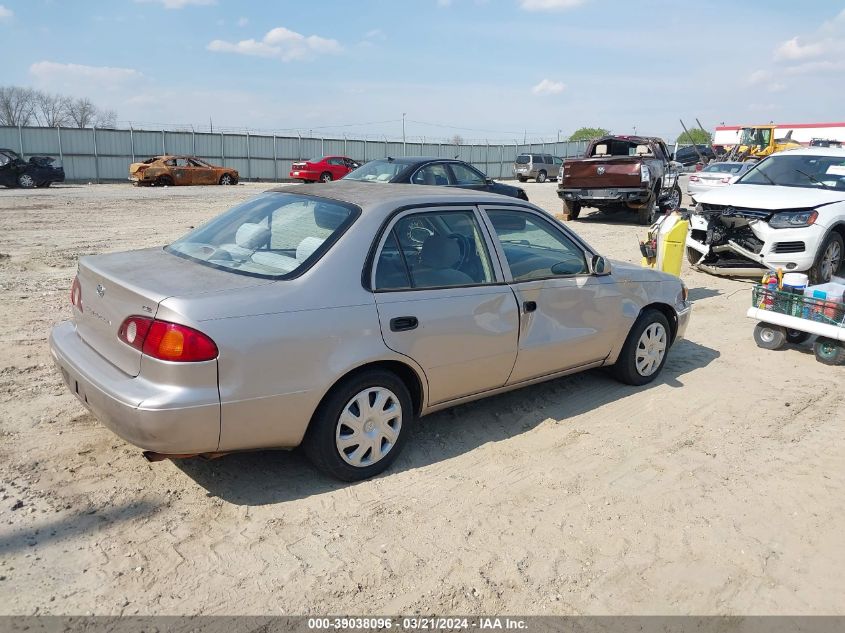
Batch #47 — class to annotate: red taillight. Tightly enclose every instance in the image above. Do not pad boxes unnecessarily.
[689,175,700,182]
[118,316,218,362]
[70,275,83,312]
[720,177,731,184]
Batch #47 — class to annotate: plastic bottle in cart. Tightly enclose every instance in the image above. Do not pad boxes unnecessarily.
[765,275,778,310]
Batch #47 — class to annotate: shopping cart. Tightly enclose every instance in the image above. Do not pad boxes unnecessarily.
[748,284,845,365]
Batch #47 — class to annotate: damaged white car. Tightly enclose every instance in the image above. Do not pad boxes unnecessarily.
[686,148,845,283]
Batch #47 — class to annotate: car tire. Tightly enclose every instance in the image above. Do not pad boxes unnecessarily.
[611,309,672,386]
[660,184,682,213]
[517,176,527,182]
[809,231,843,284]
[155,175,173,187]
[320,172,333,183]
[637,195,659,226]
[686,246,704,266]
[563,201,581,221]
[813,337,845,365]
[536,170,547,183]
[36,182,51,188]
[785,329,810,345]
[302,369,413,481]
[219,174,233,186]
[753,323,786,350]
[17,173,35,189]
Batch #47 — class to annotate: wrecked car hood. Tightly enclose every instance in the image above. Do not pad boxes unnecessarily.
[695,184,845,210]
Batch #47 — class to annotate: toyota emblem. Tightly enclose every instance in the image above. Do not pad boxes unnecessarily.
[597,166,606,175]
[96,284,105,298]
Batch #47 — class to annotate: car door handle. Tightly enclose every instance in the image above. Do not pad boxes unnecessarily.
[390,316,418,332]
[523,301,537,313]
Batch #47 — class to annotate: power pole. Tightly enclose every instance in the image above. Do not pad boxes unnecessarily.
[402,113,407,156]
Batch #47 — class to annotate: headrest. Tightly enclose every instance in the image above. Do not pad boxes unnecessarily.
[635,145,651,156]
[296,236,325,261]
[313,203,348,230]
[594,144,608,156]
[419,235,460,269]
[235,220,270,249]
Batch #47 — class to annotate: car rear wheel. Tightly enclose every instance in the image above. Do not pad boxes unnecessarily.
[562,201,581,221]
[219,173,233,185]
[809,232,843,283]
[637,196,659,226]
[319,172,333,183]
[303,370,412,481]
[17,173,35,189]
[536,170,547,183]
[611,309,671,386]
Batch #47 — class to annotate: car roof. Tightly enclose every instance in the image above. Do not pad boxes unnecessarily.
[265,180,530,211]
[368,156,468,165]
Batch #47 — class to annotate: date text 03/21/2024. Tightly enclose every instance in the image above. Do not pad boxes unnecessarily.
[306,617,528,630]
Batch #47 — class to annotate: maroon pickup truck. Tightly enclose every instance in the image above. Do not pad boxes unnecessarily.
[558,135,682,225]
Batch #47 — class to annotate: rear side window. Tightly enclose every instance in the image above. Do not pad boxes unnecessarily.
[167,193,358,279]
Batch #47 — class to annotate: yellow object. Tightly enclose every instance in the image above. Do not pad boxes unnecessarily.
[731,125,802,161]
[658,217,689,277]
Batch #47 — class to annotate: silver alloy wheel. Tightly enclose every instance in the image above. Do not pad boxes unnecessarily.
[18,174,34,188]
[821,240,841,281]
[635,322,668,377]
[335,386,402,467]
[220,174,232,185]
[668,187,681,209]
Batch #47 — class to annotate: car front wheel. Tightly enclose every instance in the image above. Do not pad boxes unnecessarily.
[303,370,412,481]
[809,232,843,283]
[17,173,35,189]
[611,309,671,386]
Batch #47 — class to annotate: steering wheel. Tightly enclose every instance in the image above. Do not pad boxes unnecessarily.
[447,233,472,269]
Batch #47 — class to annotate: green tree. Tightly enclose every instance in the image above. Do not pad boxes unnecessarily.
[677,128,712,145]
[569,127,610,142]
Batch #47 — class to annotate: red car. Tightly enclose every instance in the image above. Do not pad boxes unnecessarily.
[289,156,361,183]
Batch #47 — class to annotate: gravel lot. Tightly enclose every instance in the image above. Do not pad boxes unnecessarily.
[0,179,843,616]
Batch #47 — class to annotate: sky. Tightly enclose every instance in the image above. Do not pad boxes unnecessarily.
[1,0,844,143]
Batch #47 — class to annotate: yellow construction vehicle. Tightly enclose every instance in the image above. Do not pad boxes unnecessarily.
[729,125,802,161]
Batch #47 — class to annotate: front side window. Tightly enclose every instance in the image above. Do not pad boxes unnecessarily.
[374,210,495,290]
[411,163,450,185]
[487,209,588,281]
[344,159,408,183]
[327,157,344,166]
[167,193,357,278]
[449,163,485,186]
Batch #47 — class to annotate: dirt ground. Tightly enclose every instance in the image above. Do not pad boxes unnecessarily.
[0,178,843,616]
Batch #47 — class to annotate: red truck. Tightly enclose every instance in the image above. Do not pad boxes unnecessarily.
[558,135,682,225]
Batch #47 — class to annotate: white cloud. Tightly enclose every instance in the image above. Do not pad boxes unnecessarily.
[531,78,566,95]
[134,0,215,8]
[208,26,342,61]
[237,16,248,27]
[518,0,586,11]
[747,69,771,85]
[774,36,823,61]
[0,4,13,20]
[784,59,845,75]
[29,61,142,84]
[437,0,452,6]
[365,28,386,40]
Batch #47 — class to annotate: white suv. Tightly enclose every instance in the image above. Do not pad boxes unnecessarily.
[687,148,845,283]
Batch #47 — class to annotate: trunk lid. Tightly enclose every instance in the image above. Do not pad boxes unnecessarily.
[74,247,271,376]
[563,157,641,189]
[129,162,148,178]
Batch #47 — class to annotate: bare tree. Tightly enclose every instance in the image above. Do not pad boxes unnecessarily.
[94,108,117,128]
[450,134,465,146]
[67,97,97,128]
[0,86,36,126]
[33,91,71,127]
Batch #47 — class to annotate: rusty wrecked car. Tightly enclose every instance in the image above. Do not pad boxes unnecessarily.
[129,155,239,187]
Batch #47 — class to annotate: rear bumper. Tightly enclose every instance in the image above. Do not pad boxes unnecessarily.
[290,169,320,180]
[49,321,220,454]
[558,187,649,203]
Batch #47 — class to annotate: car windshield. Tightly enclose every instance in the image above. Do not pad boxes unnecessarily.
[704,163,744,174]
[344,159,408,183]
[166,193,358,278]
[737,154,845,190]
[515,155,530,164]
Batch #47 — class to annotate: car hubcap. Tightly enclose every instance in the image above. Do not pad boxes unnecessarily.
[20,175,33,187]
[635,323,667,376]
[221,175,231,185]
[336,387,402,468]
[760,329,775,343]
[821,241,841,280]
[670,189,680,208]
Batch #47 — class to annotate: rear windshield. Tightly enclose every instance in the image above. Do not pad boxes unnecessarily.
[166,192,358,279]
[344,159,408,183]
[703,163,744,174]
[515,155,531,164]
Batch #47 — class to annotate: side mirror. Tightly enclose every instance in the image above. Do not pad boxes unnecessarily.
[485,178,494,185]
[591,255,611,276]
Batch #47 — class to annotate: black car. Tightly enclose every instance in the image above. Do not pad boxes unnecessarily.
[342,157,529,200]
[0,148,65,189]
[673,144,716,167]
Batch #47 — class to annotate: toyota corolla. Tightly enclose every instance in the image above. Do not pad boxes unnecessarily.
[50,182,691,481]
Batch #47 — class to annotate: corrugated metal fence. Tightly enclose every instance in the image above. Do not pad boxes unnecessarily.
[0,125,592,183]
